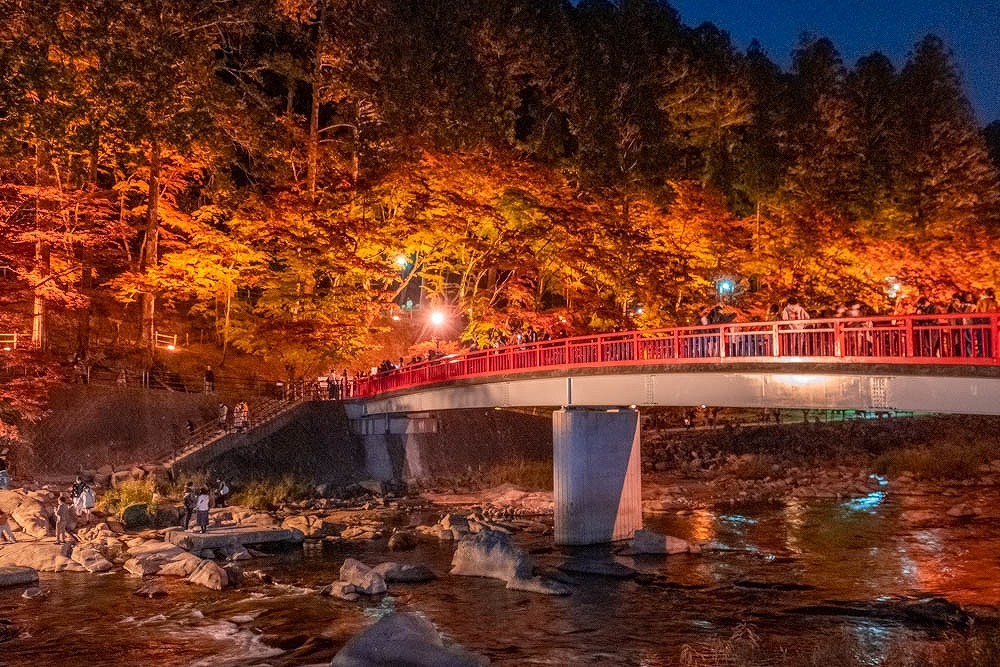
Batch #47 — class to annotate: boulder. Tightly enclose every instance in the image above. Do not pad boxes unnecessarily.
[124,557,161,577]
[121,504,151,530]
[387,531,417,551]
[187,559,228,591]
[0,542,85,572]
[450,529,532,584]
[328,581,359,601]
[21,587,46,600]
[0,490,24,515]
[134,580,168,598]
[440,513,470,534]
[70,544,114,573]
[630,529,700,555]
[0,566,38,588]
[111,470,133,487]
[339,558,386,595]
[11,498,50,539]
[373,562,436,583]
[221,542,251,561]
[157,553,204,577]
[222,563,243,587]
[331,613,488,667]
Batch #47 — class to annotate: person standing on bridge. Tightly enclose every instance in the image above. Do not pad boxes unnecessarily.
[780,297,811,355]
[204,366,215,393]
[975,287,997,357]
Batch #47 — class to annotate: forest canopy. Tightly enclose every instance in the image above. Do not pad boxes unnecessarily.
[2,0,999,389]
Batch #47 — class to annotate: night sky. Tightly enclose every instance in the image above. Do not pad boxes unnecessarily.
[668,0,1000,125]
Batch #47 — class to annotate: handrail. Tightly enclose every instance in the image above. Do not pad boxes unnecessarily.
[349,312,1000,398]
[0,332,32,351]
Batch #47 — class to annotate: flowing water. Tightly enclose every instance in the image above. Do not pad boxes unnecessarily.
[3,484,999,666]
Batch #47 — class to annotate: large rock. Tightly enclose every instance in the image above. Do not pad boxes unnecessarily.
[0,543,85,572]
[11,498,50,539]
[387,531,417,551]
[187,559,229,590]
[630,529,700,555]
[70,544,114,573]
[373,562,436,583]
[328,581,360,601]
[124,557,162,576]
[0,490,24,515]
[339,558,386,595]
[281,514,339,539]
[157,552,204,577]
[450,530,532,584]
[330,612,488,667]
[0,566,38,588]
[121,504,151,530]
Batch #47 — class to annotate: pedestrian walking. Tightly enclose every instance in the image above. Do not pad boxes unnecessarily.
[204,365,215,393]
[196,488,211,533]
[74,481,95,525]
[218,402,229,432]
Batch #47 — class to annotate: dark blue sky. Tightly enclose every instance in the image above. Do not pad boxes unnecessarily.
[669,0,1000,124]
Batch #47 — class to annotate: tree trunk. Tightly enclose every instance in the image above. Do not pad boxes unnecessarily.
[31,142,49,350]
[140,138,161,353]
[307,7,326,194]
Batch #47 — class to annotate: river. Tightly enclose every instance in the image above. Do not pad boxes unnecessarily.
[2,483,999,666]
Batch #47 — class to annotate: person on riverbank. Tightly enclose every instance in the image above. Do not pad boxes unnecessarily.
[0,509,16,543]
[182,482,197,529]
[71,476,86,501]
[74,481,95,525]
[195,488,210,533]
[55,495,75,544]
[215,479,230,508]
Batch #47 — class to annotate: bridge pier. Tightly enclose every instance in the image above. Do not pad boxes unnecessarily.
[553,407,642,545]
[356,413,438,481]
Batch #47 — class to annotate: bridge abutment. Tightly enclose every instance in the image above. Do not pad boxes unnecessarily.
[553,407,642,545]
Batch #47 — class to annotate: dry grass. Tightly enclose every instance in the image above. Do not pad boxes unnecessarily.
[478,458,553,491]
[874,440,999,480]
[230,475,312,510]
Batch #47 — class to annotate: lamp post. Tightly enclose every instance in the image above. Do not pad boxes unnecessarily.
[430,310,445,350]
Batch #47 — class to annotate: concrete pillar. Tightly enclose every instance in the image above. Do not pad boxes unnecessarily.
[553,407,642,545]
[357,413,438,482]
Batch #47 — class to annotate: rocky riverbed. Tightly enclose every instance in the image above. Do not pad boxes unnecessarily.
[1,416,999,664]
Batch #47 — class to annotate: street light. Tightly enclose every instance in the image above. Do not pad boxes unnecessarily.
[396,255,408,267]
[430,310,445,326]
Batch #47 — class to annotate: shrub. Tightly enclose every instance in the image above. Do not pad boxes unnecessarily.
[874,440,997,480]
[230,475,311,510]
[97,478,156,516]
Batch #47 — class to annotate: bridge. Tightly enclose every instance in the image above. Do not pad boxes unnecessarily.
[346,312,1000,546]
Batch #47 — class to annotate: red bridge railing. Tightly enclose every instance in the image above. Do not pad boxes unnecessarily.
[350,312,1000,398]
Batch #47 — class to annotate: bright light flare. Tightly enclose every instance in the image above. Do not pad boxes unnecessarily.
[395,255,408,267]
[166,344,176,351]
[430,310,445,326]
